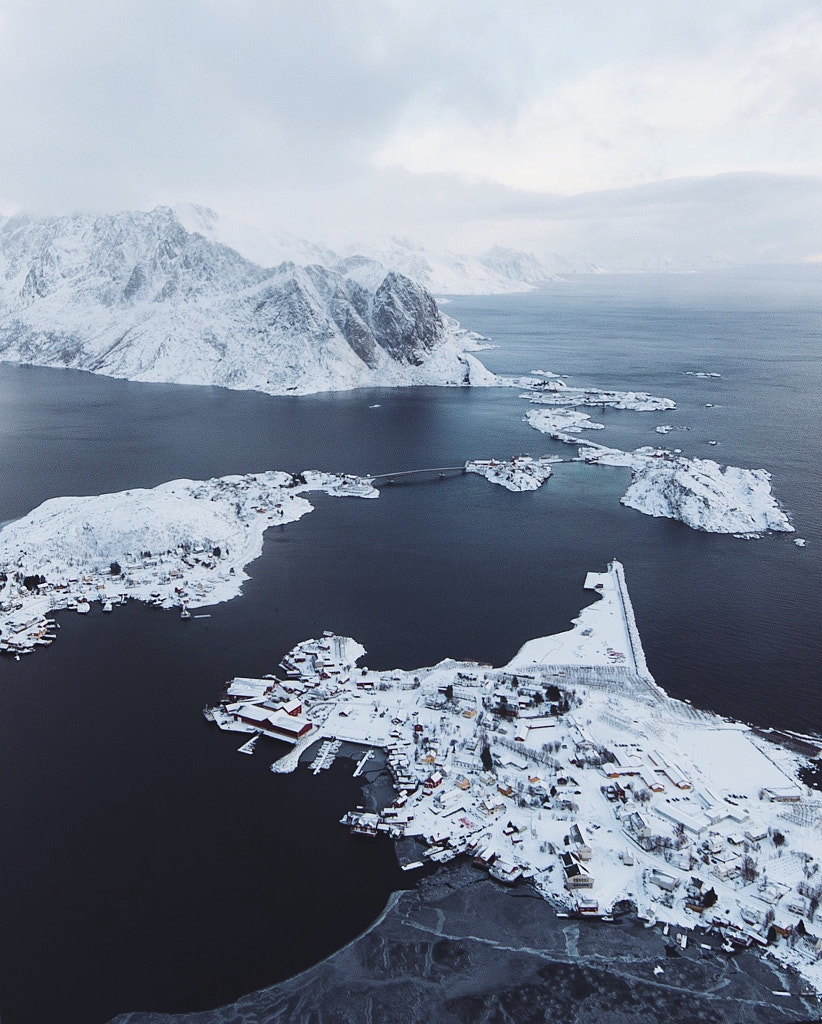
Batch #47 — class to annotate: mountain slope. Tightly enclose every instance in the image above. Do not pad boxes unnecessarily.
[0,207,492,395]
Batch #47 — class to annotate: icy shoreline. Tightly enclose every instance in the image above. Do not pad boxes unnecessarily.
[0,470,378,656]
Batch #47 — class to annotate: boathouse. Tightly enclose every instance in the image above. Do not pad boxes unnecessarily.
[236,704,313,742]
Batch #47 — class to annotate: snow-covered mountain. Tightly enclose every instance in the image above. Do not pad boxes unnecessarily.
[170,206,597,295]
[0,207,493,395]
[333,240,543,295]
[331,241,601,295]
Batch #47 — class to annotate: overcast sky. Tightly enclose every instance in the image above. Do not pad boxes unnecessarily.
[1,0,820,265]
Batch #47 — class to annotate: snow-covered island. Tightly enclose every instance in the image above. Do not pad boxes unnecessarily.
[206,562,822,993]
[576,442,794,537]
[0,470,377,656]
[465,456,561,492]
[522,392,793,537]
[525,407,606,438]
[522,378,676,413]
[0,440,794,661]
[620,453,794,537]
[522,380,675,445]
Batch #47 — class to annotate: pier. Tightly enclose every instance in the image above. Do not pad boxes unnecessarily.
[310,738,342,774]
[237,734,260,755]
[353,749,375,777]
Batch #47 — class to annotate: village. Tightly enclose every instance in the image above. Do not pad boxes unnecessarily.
[205,561,822,993]
[0,469,378,656]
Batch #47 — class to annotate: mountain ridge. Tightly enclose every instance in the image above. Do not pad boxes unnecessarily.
[0,207,494,395]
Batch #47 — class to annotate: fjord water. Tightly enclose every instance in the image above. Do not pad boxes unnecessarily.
[0,268,820,1023]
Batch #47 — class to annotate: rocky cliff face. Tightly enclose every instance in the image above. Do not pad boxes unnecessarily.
[0,207,484,394]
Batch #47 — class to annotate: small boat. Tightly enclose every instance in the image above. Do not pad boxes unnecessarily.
[102,601,113,613]
[180,606,191,620]
[76,600,90,614]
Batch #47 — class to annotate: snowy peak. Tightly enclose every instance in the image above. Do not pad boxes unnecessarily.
[0,208,483,394]
[328,241,602,295]
[166,209,590,295]
[372,271,443,365]
[2,206,265,309]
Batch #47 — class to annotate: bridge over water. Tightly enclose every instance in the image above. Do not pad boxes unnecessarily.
[367,466,467,484]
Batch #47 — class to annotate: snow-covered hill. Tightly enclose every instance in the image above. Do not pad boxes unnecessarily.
[0,207,493,395]
[620,453,794,537]
[0,469,380,655]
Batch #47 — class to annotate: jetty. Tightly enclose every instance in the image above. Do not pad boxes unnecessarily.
[310,738,342,774]
[353,749,375,777]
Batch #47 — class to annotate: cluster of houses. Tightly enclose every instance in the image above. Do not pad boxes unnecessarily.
[204,567,822,991]
[206,671,317,744]
[0,469,380,659]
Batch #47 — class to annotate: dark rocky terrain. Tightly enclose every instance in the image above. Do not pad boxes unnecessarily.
[113,859,819,1024]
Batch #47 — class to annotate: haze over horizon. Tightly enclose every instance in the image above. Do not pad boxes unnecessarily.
[1,0,821,269]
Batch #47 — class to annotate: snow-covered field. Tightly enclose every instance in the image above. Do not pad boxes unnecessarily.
[208,561,822,993]
[0,470,377,655]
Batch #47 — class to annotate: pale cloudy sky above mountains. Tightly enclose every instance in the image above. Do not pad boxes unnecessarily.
[1,0,820,266]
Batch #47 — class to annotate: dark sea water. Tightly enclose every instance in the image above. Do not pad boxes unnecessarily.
[0,267,820,1023]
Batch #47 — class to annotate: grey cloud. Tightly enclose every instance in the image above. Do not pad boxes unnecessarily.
[0,0,820,269]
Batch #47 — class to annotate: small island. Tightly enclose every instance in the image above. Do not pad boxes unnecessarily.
[465,456,561,491]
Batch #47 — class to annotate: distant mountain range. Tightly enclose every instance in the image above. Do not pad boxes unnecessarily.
[0,207,494,395]
[173,204,602,295]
